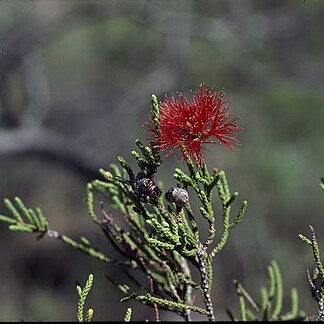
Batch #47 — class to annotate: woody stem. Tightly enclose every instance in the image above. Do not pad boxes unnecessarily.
[197,247,215,321]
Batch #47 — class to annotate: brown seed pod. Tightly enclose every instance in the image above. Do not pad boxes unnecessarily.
[165,187,189,208]
[133,172,161,203]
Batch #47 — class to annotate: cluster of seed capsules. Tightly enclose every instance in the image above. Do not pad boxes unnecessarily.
[132,172,189,208]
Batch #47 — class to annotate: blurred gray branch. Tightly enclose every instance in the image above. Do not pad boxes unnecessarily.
[0,127,100,179]
[0,2,182,180]
[0,3,113,178]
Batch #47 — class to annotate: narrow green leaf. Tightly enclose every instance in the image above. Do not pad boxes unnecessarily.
[123,308,132,322]
[0,214,17,225]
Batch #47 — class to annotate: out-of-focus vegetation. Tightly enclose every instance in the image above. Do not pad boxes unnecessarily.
[0,0,323,321]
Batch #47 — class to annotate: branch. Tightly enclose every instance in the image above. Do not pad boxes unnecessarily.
[0,127,100,180]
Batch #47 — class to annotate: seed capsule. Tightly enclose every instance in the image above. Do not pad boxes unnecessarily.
[165,187,189,208]
[133,172,161,203]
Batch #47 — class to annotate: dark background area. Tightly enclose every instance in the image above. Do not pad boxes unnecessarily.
[0,0,323,321]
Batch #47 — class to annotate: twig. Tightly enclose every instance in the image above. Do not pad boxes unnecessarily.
[234,280,260,313]
[150,278,160,322]
[180,256,193,321]
[197,247,215,321]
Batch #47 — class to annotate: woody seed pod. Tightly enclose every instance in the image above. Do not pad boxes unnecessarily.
[133,172,161,203]
[165,187,189,208]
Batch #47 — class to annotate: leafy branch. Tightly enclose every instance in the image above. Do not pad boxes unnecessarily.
[0,197,49,234]
[76,274,94,322]
[84,94,248,321]
[0,92,248,321]
[299,225,324,321]
[0,197,114,264]
[123,308,132,322]
[0,88,322,322]
[227,260,306,321]
[320,177,324,192]
[298,176,324,321]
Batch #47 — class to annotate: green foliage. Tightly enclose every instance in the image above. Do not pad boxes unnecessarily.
[0,197,114,263]
[320,177,324,192]
[0,93,248,320]
[2,92,322,322]
[123,308,132,322]
[0,197,49,234]
[227,261,306,321]
[83,94,248,321]
[76,274,94,322]
[297,178,324,321]
[130,292,208,316]
[299,225,324,321]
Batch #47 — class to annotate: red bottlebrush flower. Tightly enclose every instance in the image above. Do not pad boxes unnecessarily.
[151,84,241,166]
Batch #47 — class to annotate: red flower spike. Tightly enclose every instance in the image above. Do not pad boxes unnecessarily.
[151,84,242,166]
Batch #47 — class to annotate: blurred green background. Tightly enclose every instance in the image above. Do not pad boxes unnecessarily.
[0,0,323,321]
